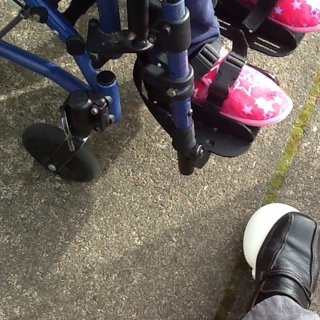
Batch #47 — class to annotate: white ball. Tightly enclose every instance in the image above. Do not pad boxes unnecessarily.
[243,203,298,279]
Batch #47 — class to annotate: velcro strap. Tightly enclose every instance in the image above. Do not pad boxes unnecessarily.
[243,0,279,31]
[190,29,248,81]
[206,51,246,110]
[260,269,313,304]
[226,28,248,58]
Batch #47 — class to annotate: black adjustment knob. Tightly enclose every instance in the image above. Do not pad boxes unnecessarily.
[66,36,86,56]
[68,90,91,110]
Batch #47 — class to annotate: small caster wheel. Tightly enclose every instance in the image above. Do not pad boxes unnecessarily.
[22,123,100,182]
[243,203,299,279]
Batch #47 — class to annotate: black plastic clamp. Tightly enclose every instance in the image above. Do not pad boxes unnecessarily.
[86,19,153,59]
[141,63,194,100]
[171,123,210,175]
[149,7,191,53]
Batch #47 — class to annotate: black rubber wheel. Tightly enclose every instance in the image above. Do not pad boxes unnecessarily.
[22,123,100,182]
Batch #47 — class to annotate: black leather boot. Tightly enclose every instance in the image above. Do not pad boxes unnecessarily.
[249,212,320,310]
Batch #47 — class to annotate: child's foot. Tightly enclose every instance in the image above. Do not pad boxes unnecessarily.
[192,45,293,127]
[240,0,320,33]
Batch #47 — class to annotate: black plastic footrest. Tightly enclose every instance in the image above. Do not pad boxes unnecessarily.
[215,0,302,57]
[134,57,259,160]
[193,103,260,157]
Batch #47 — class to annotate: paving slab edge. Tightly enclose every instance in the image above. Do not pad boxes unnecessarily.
[212,66,320,320]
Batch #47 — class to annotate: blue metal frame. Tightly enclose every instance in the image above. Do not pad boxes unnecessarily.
[0,0,123,122]
[0,0,191,129]
[161,0,192,131]
[0,39,89,92]
[96,0,120,33]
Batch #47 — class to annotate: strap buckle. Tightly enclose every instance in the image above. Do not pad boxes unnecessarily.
[190,43,220,79]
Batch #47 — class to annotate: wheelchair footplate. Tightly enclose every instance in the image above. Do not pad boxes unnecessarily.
[193,105,259,158]
[133,58,260,162]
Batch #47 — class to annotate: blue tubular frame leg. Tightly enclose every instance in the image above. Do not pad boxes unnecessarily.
[96,71,122,123]
[23,0,100,92]
[96,0,121,34]
[0,40,89,92]
[25,0,77,42]
[161,0,193,131]
[93,0,122,123]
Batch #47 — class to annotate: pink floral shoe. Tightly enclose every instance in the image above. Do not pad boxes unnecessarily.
[240,0,320,33]
[192,48,293,127]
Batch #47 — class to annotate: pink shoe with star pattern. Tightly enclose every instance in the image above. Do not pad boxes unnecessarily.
[240,0,320,33]
[192,48,293,127]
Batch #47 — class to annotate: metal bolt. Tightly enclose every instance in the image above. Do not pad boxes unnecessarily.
[47,164,57,172]
[188,109,193,116]
[133,39,147,49]
[52,30,59,36]
[206,139,215,147]
[91,107,99,115]
[166,88,177,97]
[105,96,112,106]
[162,25,171,36]
[108,115,115,124]
[148,36,156,44]
[197,145,204,157]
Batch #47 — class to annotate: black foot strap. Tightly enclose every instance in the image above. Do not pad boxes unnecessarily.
[190,29,247,112]
[242,0,278,31]
[215,0,303,56]
[205,51,245,111]
[190,28,248,81]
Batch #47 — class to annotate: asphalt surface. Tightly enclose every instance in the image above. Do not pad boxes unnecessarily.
[0,1,320,319]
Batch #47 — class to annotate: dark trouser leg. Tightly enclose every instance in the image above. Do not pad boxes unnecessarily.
[243,296,320,320]
[185,0,220,55]
[149,0,221,55]
[63,0,96,26]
